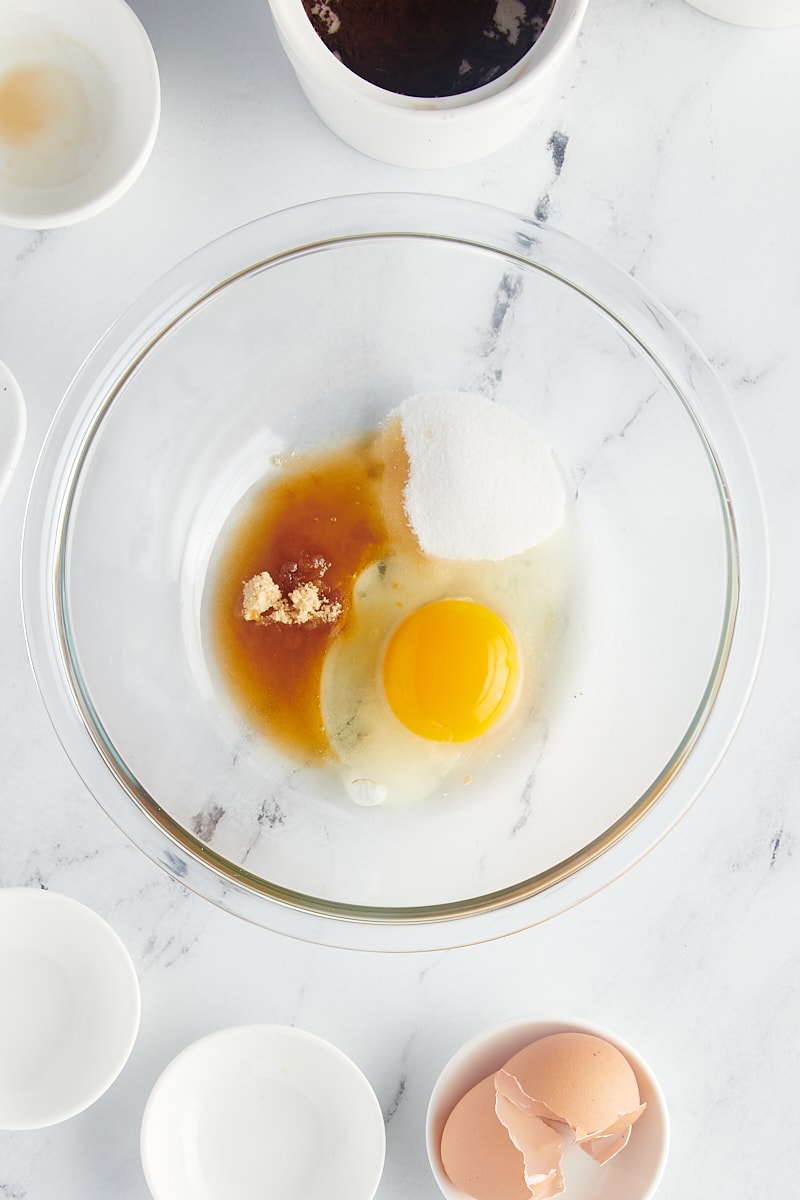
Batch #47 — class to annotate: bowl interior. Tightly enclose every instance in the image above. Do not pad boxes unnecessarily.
[0,889,140,1130]
[141,1025,385,1200]
[59,231,728,905]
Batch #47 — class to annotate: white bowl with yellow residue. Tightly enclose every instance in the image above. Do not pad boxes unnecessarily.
[0,0,160,228]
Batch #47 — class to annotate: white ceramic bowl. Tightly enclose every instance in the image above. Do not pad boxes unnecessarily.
[0,359,26,504]
[141,1025,386,1200]
[0,888,140,1130]
[0,0,160,228]
[266,0,588,167]
[426,1017,669,1200]
[684,0,800,24]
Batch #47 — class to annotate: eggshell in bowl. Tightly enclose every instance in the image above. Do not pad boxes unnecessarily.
[427,1018,669,1200]
[440,1075,534,1200]
[496,1031,645,1160]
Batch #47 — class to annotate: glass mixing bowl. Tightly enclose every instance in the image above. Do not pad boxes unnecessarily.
[22,194,768,950]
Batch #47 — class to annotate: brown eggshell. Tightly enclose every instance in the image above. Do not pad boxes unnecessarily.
[496,1032,645,1156]
[441,1074,531,1200]
[580,1124,632,1164]
[495,1091,565,1198]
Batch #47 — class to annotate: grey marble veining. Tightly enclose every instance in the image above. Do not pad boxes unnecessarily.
[2,0,800,1197]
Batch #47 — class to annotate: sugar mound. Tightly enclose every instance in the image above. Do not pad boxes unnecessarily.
[395,391,565,561]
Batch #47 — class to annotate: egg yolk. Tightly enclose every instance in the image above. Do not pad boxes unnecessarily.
[382,599,519,742]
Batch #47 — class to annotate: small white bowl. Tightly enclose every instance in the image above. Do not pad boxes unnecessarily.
[426,1017,669,1200]
[0,359,26,504]
[0,0,160,228]
[684,0,800,24]
[0,888,141,1130]
[266,0,588,168]
[141,1025,386,1200]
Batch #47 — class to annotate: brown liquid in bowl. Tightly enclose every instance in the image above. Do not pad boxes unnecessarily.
[211,436,391,760]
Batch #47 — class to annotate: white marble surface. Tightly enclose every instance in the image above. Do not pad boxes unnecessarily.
[1,0,798,1195]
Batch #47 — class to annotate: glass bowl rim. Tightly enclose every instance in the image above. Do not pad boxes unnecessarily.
[21,192,770,951]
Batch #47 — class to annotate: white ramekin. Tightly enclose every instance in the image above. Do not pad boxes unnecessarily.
[0,0,160,228]
[266,0,588,168]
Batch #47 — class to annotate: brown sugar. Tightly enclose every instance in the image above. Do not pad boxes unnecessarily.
[242,569,342,626]
[301,0,554,98]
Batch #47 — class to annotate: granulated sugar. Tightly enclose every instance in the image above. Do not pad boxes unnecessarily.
[395,390,565,561]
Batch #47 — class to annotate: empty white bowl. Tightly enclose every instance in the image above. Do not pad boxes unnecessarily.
[0,888,140,1130]
[427,1017,669,1200]
[141,1025,386,1200]
[0,0,160,227]
[266,0,588,167]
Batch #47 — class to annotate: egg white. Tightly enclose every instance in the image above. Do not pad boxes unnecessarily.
[318,534,569,807]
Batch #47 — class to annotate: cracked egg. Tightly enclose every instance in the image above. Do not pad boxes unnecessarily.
[212,392,569,807]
